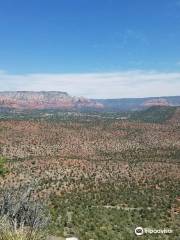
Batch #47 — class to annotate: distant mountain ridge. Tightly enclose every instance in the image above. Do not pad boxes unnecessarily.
[96,96,180,111]
[0,91,103,110]
[0,92,180,112]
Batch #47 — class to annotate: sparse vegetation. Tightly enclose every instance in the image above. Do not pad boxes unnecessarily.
[0,185,50,240]
[130,106,177,123]
[0,107,179,239]
[0,157,8,176]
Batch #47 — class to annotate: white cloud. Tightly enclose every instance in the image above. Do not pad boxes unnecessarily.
[0,70,180,98]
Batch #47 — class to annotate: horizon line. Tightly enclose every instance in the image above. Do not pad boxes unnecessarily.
[0,91,179,100]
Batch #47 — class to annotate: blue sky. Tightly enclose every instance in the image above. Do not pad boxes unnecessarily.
[0,0,180,98]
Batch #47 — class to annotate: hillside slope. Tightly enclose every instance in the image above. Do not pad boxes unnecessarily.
[130,106,179,123]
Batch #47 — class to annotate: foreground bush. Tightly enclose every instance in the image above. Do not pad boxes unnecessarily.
[0,186,50,240]
[0,216,46,240]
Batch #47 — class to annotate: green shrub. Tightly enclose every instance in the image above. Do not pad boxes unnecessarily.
[0,157,8,176]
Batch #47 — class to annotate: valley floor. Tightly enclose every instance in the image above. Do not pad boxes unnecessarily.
[0,116,180,239]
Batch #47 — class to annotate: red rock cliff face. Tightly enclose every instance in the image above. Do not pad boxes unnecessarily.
[142,98,170,107]
[0,91,104,110]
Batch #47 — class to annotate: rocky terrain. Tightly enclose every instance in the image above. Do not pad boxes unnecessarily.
[0,106,179,239]
[0,92,180,112]
[0,94,180,239]
[96,96,180,111]
[0,91,103,110]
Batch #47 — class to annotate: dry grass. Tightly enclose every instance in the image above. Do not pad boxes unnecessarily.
[0,216,45,240]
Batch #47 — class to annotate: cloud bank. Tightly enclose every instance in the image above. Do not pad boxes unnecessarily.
[0,70,180,99]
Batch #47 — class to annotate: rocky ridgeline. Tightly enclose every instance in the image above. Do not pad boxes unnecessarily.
[0,91,103,110]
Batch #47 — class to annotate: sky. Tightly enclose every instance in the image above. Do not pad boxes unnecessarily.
[0,0,180,98]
